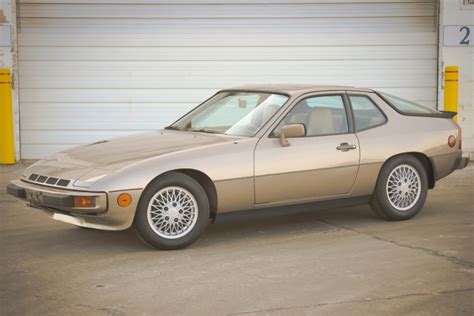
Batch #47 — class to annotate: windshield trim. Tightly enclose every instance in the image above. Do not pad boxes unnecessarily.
[166,90,291,137]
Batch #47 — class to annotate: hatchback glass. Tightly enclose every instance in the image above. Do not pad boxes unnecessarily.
[378,92,440,115]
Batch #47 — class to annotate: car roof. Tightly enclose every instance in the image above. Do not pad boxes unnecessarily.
[225,84,374,95]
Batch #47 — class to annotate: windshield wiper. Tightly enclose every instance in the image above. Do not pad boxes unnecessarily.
[187,128,221,134]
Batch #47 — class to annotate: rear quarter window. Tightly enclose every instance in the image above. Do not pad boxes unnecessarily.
[349,95,387,131]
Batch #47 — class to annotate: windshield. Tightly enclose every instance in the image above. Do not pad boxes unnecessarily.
[169,91,289,136]
[378,92,440,115]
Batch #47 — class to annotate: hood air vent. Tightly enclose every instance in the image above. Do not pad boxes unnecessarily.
[28,174,71,187]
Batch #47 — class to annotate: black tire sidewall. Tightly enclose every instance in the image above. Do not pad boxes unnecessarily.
[374,155,428,220]
[134,172,210,250]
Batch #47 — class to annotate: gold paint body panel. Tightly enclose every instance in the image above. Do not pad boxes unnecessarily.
[214,177,255,213]
[255,134,359,204]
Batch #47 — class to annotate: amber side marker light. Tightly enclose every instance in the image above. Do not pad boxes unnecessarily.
[74,196,95,208]
[448,135,456,148]
[117,193,132,207]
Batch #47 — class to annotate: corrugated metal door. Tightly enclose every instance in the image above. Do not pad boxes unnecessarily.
[17,0,439,158]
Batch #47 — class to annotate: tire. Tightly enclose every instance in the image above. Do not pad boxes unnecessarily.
[370,155,428,221]
[134,172,210,250]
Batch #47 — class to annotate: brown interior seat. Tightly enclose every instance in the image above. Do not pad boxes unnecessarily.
[307,108,334,135]
[288,113,308,125]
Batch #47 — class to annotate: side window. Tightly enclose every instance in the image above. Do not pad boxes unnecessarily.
[349,95,386,131]
[273,95,348,136]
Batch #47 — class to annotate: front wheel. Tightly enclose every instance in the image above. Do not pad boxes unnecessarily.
[370,155,428,221]
[134,172,210,250]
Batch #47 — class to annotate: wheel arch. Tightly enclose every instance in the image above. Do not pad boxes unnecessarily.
[381,152,436,189]
[139,168,218,221]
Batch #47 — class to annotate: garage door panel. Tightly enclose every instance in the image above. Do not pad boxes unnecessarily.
[21,72,438,86]
[21,130,146,145]
[19,32,438,47]
[20,3,435,19]
[20,60,437,89]
[20,17,436,30]
[19,89,215,103]
[20,46,437,61]
[20,103,192,130]
[19,59,437,72]
[21,144,77,159]
[19,17,437,36]
[21,87,437,105]
[21,77,437,90]
[20,0,437,4]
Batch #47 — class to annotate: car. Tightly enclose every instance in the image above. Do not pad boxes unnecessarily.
[7,85,469,249]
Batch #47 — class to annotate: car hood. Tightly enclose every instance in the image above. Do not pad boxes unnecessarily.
[23,130,241,186]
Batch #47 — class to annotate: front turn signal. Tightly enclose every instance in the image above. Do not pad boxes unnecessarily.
[74,196,95,208]
[117,193,132,207]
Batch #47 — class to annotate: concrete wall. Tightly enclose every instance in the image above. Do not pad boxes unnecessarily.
[439,0,474,152]
[0,0,20,161]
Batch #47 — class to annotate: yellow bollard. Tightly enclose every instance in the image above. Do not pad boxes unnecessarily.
[443,66,459,122]
[0,68,15,164]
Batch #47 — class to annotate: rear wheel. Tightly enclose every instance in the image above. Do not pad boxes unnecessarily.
[134,172,210,249]
[370,155,428,221]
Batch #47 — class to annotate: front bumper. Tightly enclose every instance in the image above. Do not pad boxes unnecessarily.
[7,179,107,214]
[7,179,141,231]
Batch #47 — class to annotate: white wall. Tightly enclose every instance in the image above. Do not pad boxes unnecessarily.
[0,0,19,161]
[439,0,474,152]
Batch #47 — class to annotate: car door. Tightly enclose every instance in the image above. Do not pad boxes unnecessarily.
[254,93,360,205]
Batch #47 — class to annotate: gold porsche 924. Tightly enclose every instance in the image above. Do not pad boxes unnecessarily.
[8,85,469,249]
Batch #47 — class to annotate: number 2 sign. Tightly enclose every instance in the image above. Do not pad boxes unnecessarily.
[444,25,473,47]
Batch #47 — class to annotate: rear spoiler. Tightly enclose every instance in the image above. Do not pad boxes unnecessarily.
[439,111,457,119]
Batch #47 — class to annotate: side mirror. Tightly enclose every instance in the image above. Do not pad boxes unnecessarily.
[279,124,305,147]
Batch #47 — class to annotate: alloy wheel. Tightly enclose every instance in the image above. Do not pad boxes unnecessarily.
[386,164,422,211]
[147,186,199,239]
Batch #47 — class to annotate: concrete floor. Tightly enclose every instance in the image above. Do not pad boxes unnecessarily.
[1,163,473,316]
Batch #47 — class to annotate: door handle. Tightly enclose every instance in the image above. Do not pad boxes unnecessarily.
[337,142,357,152]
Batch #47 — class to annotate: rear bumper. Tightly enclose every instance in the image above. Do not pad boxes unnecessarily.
[455,154,469,170]
[7,179,141,231]
[432,152,470,181]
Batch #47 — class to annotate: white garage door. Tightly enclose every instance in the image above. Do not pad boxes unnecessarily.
[18,0,439,158]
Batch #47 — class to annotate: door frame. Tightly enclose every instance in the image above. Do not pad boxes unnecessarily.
[253,90,361,206]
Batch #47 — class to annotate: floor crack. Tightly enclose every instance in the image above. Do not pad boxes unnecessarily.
[230,287,474,315]
[317,219,474,269]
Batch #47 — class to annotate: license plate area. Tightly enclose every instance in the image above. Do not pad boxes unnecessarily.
[25,189,74,207]
[26,190,44,204]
